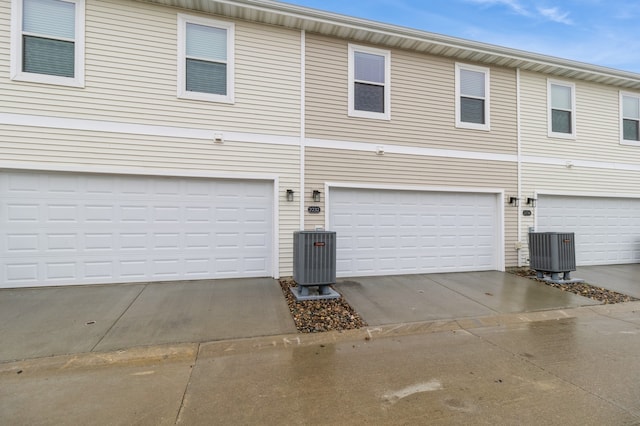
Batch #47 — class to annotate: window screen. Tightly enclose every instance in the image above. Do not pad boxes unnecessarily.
[353,51,385,113]
[623,95,640,141]
[22,0,76,77]
[185,23,227,95]
[551,84,573,134]
[460,68,486,124]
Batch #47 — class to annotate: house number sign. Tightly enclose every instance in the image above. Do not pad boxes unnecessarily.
[308,206,321,214]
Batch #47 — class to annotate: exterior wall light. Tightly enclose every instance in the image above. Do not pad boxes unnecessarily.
[286,189,294,202]
[526,197,537,207]
[509,197,520,207]
[312,190,321,202]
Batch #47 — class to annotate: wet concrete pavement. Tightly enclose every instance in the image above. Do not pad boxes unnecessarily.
[0,278,297,362]
[336,271,600,325]
[2,302,640,425]
[575,264,640,298]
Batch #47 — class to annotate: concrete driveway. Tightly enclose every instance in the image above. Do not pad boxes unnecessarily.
[0,278,297,362]
[336,271,601,326]
[575,264,640,298]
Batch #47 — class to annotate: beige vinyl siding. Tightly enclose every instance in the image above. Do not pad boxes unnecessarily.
[305,34,517,155]
[0,125,300,275]
[0,0,301,136]
[518,163,640,265]
[304,147,519,267]
[520,71,640,164]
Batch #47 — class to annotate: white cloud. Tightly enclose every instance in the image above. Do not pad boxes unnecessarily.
[537,6,574,25]
[466,0,531,17]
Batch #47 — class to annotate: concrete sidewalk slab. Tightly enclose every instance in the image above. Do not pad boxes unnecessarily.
[0,344,196,426]
[179,308,638,425]
[93,278,297,352]
[3,302,640,425]
[0,284,145,362]
[336,274,495,325]
[428,271,600,312]
[473,311,640,417]
[336,271,600,326]
[575,264,640,298]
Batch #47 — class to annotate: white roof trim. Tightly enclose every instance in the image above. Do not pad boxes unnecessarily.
[136,0,640,89]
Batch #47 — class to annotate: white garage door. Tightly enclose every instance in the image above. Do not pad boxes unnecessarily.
[329,188,499,277]
[0,170,273,287]
[537,195,640,266]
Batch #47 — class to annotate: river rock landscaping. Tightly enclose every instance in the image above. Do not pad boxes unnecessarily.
[509,267,638,304]
[279,278,367,333]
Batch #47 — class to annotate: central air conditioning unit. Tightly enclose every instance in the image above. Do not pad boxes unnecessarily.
[528,232,583,284]
[291,231,340,301]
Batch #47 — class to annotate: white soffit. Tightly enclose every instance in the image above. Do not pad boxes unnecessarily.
[137,0,640,90]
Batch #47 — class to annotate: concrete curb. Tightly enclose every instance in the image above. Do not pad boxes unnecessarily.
[2,300,639,372]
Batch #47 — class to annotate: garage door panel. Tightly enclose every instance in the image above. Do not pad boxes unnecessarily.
[1,171,273,287]
[538,195,640,266]
[330,188,498,277]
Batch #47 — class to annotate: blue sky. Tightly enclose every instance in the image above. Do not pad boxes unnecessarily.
[282,0,640,74]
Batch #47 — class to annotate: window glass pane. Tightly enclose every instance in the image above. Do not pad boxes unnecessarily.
[552,109,571,133]
[354,52,385,83]
[623,119,639,141]
[623,96,640,119]
[23,0,75,39]
[460,69,485,98]
[23,35,74,77]
[186,23,226,62]
[354,82,384,113]
[551,84,572,110]
[186,58,226,95]
[461,97,485,124]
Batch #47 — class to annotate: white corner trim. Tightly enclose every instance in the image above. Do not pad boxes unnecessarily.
[306,137,517,163]
[0,113,300,146]
[272,176,280,279]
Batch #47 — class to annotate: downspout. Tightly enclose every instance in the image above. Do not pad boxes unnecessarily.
[516,68,522,267]
[300,30,306,230]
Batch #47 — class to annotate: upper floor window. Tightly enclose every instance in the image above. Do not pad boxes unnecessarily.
[177,14,234,103]
[10,0,85,87]
[348,44,391,120]
[621,92,640,145]
[548,80,576,138]
[455,63,490,131]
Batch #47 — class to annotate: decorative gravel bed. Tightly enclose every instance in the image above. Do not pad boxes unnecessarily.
[509,267,639,304]
[279,278,368,333]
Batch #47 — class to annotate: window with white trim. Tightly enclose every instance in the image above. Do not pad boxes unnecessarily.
[348,44,391,120]
[548,80,576,138]
[10,0,85,87]
[177,14,234,103]
[621,92,640,144]
[455,63,490,130]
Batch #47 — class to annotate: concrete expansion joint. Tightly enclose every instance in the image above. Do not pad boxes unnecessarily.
[175,343,200,425]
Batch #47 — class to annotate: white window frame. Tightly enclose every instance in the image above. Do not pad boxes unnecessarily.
[177,14,235,104]
[348,44,391,121]
[10,0,85,87]
[547,80,576,139]
[620,91,640,147]
[455,63,490,131]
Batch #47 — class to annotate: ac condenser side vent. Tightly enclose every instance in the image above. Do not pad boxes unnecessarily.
[291,231,339,300]
[528,232,583,284]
